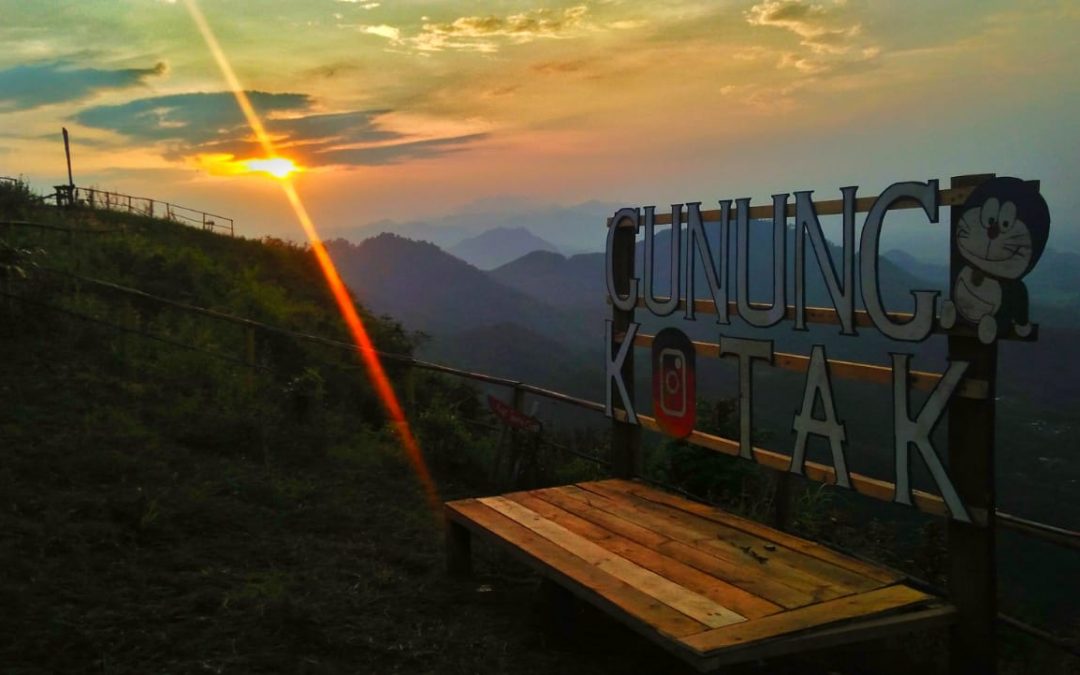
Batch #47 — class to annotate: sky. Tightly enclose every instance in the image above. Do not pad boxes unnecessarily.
[0,0,1077,251]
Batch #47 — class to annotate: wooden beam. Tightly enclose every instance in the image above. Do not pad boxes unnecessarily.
[610,206,641,478]
[607,186,977,226]
[619,297,1036,341]
[631,333,942,392]
[694,602,955,669]
[612,410,958,520]
[946,173,999,675]
[680,584,934,654]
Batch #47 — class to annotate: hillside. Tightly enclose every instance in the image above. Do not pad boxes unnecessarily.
[325,233,597,352]
[491,250,606,310]
[0,185,709,674]
[423,321,598,399]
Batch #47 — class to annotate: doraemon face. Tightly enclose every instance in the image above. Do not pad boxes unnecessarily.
[955,177,1050,281]
[958,197,1034,279]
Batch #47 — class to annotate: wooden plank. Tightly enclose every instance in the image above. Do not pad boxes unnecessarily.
[633,332,942,391]
[537,487,818,609]
[508,491,783,620]
[603,479,902,584]
[479,496,747,628]
[697,603,956,670]
[576,482,884,594]
[614,409,956,520]
[618,297,1033,341]
[610,210,641,478]
[445,499,709,639]
[624,296,909,329]
[606,186,975,225]
[551,485,848,605]
[681,584,934,654]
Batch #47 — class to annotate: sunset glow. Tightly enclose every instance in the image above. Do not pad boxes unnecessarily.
[180,0,441,515]
[244,157,299,179]
[0,2,1075,248]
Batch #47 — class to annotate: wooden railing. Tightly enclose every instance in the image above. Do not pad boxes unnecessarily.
[48,184,234,236]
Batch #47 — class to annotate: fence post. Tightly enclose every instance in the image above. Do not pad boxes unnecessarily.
[609,213,641,479]
[245,325,257,388]
[772,472,792,530]
[946,173,998,675]
[405,365,416,412]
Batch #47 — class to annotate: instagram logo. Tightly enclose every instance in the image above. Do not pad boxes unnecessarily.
[659,348,687,417]
[651,328,696,438]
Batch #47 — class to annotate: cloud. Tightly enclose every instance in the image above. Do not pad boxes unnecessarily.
[746,0,860,52]
[0,60,166,111]
[318,133,489,166]
[745,0,877,74]
[361,6,595,53]
[74,91,311,146]
[359,24,400,40]
[73,91,486,168]
[531,59,593,75]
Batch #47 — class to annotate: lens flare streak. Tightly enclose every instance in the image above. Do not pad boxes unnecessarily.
[182,0,440,514]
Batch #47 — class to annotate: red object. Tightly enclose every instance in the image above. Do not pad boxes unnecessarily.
[651,327,696,439]
[487,395,543,434]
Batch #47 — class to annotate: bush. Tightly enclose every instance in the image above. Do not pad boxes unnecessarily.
[0,177,37,217]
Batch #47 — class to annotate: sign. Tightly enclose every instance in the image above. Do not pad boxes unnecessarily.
[487,395,542,434]
[650,327,696,438]
[602,177,1050,522]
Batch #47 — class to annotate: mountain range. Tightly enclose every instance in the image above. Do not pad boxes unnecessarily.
[448,227,559,270]
[327,223,1080,408]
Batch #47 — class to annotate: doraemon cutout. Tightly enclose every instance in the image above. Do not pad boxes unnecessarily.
[939,177,1050,344]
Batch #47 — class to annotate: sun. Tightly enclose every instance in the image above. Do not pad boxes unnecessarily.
[244,157,299,179]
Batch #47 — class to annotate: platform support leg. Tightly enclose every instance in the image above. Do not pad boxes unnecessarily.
[446,519,472,578]
[540,578,580,640]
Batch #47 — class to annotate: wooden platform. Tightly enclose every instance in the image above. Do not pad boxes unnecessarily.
[445,479,956,672]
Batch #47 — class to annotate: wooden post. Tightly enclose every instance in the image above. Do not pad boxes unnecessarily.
[245,326,256,366]
[405,365,416,412]
[610,216,641,479]
[445,519,472,577]
[62,127,74,198]
[772,472,792,530]
[512,384,525,415]
[244,325,257,388]
[947,173,998,675]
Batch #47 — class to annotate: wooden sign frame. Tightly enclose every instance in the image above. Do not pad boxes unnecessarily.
[604,173,1048,674]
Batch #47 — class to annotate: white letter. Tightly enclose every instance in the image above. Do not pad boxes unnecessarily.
[737,194,788,327]
[892,354,970,522]
[685,201,731,323]
[643,205,681,317]
[790,345,850,488]
[794,188,856,335]
[606,207,639,312]
[606,320,639,424]
[860,181,940,341]
[718,336,773,459]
